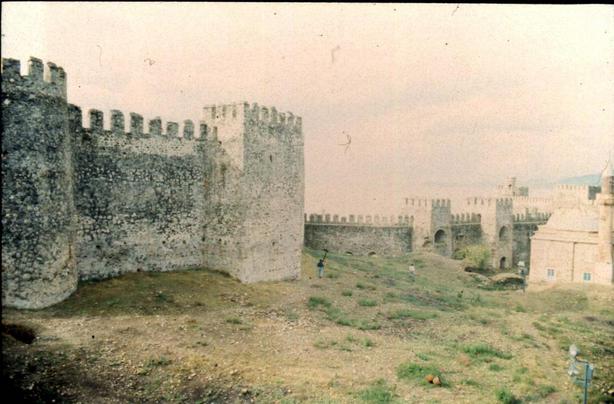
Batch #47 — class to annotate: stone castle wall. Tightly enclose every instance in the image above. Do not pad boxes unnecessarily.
[71,108,208,280]
[305,203,549,267]
[1,58,78,309]
[304,214,412,256]
[1,57,304,308]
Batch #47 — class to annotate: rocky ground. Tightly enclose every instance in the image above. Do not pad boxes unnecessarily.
[3,249,613,403]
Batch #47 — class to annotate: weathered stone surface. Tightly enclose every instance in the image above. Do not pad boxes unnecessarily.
[304,222,411,256]
[2,57,77,309]
[2,57,305,308]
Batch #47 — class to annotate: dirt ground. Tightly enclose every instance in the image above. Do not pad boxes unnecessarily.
[3,249,613,403]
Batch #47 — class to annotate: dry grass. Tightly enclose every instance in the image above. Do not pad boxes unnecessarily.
[2,248,613,403]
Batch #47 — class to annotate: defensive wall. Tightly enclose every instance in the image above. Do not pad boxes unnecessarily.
[305,199,550,268]
[1,57,304,309]
[303,214,413,256]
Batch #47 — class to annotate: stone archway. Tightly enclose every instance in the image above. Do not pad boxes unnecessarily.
[499,256,507,269]
[434,229,448,256]
[499,226,510,241]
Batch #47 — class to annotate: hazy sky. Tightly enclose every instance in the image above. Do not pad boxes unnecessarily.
[2,3,613,214]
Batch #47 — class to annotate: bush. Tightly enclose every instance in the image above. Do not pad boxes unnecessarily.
[460,245,492,270]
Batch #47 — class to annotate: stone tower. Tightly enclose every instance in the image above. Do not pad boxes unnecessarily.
[1,58,78,308]
[403,198,452,256]
[465,197,514,269]
[200,103,304,283]
[595,158,614,283]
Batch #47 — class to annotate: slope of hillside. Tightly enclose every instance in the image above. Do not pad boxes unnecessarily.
[3,249,613,403]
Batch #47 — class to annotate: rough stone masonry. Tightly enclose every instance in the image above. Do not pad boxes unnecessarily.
[1,57,304,309]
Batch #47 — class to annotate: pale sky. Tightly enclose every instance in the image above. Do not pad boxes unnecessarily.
[2,3,613,214]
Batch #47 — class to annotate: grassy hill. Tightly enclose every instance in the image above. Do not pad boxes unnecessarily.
[3,249,613,403]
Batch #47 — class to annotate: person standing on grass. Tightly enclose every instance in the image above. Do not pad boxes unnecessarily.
[317,258,325,278]
[409,264,416,280]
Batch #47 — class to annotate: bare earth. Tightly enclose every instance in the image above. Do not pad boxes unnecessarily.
[3,249,613,403]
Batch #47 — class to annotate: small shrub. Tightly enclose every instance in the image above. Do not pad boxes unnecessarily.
[225,317,242,324]
[514,305,527,313]
[460,245,492,270]
[342,290,353,297]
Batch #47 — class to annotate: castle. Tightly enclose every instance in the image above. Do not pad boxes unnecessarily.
[304,197,550,269]
[1,57,304,309]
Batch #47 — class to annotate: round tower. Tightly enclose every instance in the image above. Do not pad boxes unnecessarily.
[1,57,78,308]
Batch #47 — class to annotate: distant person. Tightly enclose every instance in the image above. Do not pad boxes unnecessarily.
[408,264,416,280]
[317,258,325,278]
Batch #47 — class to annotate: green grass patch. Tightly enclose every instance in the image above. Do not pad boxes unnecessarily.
[308,296,332,310]
[358,299,378,307]
[341,290,353,297]
[489,363,503,371]
[356,282,376,291]
[358,379,397,403]
[386,309,437,321]
[462,344,512,361]
[495,388,521,404]
[396,361,449,387]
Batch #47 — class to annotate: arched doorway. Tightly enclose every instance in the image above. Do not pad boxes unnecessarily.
[434,229,448,256]
[499,226,510,241]
[499,256,507,269]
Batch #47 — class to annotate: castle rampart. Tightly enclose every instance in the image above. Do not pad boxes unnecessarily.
[304,213,412,256]
[305,195,550,269]
[2,57,304,308]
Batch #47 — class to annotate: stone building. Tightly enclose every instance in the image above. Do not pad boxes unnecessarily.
[2,57,304,309]
[529,162,614,285]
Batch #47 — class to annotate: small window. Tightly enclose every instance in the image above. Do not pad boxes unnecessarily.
[583,272,591,282]
[547,268,555,281]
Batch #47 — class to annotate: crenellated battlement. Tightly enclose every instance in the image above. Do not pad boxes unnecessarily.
[513,212,551,222]
[404,198,451,209]
[451,213,482,224]
[305,213,413,227]
[202,102,302,135]
[1,57,67,99]
[2,54,306,308]
[75,108,209,141]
